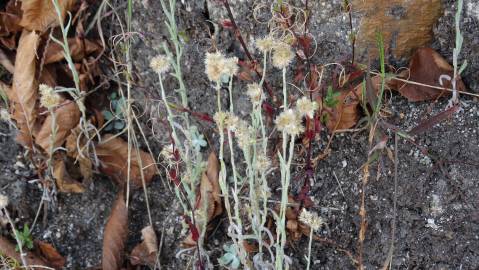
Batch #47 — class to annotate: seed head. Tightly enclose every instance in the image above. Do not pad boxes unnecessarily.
[150,55,170,74]
[296,97,318,119]
[205,52,226,82]
[235,124,254,151]
[274,109,304,136]
[214,111,228,129]
[39,84,61,109]
[255,36,275,53]
[272,42,295,69]
[224,113,240,132]
[0,108,10,121]
[246,83,263,106]
[0,194,8,209]
[299,208,324,231]
[255,152,271,174]
[224,112,253,151]
[224,56,239,78]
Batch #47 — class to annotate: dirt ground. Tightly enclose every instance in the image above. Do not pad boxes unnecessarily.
[1,0,478,269]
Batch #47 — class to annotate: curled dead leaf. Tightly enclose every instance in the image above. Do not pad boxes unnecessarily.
[44,37,102,64]
[324,86,362,132]
[130,225,158,267]
[19,0,77,33]
[35,100,80,153]
[0,1,22,49]
[8,30,39,147]
[102,190,128,270]
[36,240,65,269]
[395,48,466,102]
[53,156,85,193]
[65,126,93,185]
[183,152,222,247]
[95,134,156,187]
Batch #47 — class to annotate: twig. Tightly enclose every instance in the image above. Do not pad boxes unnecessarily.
[313,236,359,266]
[333,172,345,198]
[369,71,479,98]
[381,134,399,270]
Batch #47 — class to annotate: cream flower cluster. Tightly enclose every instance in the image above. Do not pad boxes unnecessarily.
[246,83,263,107]
[296,97,318,119]
[150,55,170,74]
[299,208,324,231]
[255,35,275,53]
[214,111,254,151]
[272,42,295,69]
[205,52,239,82]
[274,109,304,136]
[39,84,61,110]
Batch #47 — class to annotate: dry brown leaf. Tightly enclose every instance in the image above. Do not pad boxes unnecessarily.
[395,48,466,102]
[65,126,92,185]
[35,100,80,153]
[19,0,77,33]
[95,134,156,187]
[202,152,222,219]
[36,241,65,269]
[0,236,50,267]
[39,65,58,86]
[102,190,128,270]
[323,73,398,132]
[324,86,362,132]
[0,0,23,37]
[183,152,222,247]
[8,30,39,147]
[130,225,158,267]
[44,37,102,64]
[53,157,85,193]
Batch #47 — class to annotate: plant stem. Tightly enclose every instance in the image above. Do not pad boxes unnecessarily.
[306,229,313,270]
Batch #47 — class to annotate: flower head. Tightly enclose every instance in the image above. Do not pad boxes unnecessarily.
[39,84,61,109]
[224,112,253,151]
[0,108,10,121]
[235,124,254,151]
[296,97,318,119]
[223,56,239,78]
[299,208,324,231]
[214,111,228,129]
[255,152,271,174]
[205,52,227,82]
[255,36,275,53]
[274,109,304,136]
[150,55,170,74]
[246,83,263,106]
[272,42,295,69]
[0,194,8,209]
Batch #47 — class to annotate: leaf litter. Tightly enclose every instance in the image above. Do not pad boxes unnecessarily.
[0,0,160,267]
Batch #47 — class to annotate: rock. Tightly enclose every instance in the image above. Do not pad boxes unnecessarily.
[354,0,443,62]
